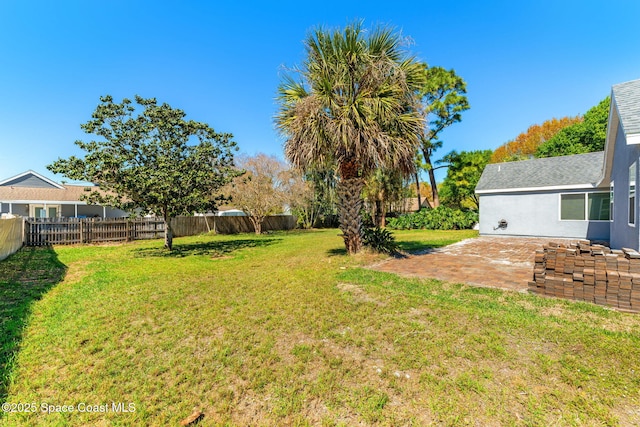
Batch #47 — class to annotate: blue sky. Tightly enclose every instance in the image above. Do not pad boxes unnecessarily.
[1,1,639,184]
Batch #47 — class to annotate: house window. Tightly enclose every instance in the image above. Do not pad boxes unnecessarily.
[630,162,637,226]
[561,194,586,220]
[560,192,610,221]
[30,205,60,218]
[588,193,610,220]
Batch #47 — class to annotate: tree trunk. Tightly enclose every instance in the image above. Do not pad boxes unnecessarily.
[422,149,440,208]
[374,199,382,228]
[414,172,422,212]
[164,215,173,251]
[370,200,377,227]
[249,216,262,235]
[337,176,364,255]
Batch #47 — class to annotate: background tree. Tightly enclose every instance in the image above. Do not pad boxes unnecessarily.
[490,116,582,163]
[418,66,470,207]
[226,153,292,234]
[276,22,425,254]
[287,174,318,229]
[48,95,239,250]
[288,168,339,229]
[536,97,610,157]
[439,150,492,210]
[306,169,339,227]
[412,151,424,210]
[362,168,406,228]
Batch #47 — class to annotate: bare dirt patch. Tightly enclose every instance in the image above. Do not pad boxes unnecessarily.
[337,282,387,306]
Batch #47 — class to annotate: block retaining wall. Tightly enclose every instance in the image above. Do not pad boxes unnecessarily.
[528,240,640,313]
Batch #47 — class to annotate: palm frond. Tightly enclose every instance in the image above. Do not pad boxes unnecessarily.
[275,22,424,178]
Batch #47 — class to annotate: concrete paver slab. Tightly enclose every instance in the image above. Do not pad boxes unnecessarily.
[371,236,577,292]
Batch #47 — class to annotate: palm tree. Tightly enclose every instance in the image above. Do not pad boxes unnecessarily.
[276,22,425,254]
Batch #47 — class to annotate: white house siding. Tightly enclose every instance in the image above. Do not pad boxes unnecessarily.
[59,204,128,218]
[610,120,640,250]
[479,190,610,240]
[1,202,127,219]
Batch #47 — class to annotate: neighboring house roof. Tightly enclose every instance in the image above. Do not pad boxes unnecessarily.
[0,170,101,204]
[400,197,431,212]
[476,151,604,194]
[0,185,96,203]
[0,170,64,189]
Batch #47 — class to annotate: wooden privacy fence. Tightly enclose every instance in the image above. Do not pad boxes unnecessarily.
[26,217,165,246]
[25,215,297,246]
[0,217,24,260]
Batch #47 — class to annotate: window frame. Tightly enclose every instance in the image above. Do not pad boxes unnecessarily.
[559,191,611,222]
[610,181,614,222]
[629,162,636,227]
[29,204,61,219]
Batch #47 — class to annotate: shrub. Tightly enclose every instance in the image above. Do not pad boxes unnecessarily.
[362,227,399,254]
[386,207,478,230]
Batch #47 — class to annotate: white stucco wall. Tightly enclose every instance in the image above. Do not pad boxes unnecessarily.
[479,190,610,240]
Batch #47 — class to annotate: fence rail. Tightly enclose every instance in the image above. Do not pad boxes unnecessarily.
[24,215,296,246]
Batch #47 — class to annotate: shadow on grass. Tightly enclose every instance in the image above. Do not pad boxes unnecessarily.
[326,247,347,257]
[396,240,458,254]
[133,238,281,258]
[0,246,67,404]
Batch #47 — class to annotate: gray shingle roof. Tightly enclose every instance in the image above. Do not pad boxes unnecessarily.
[475,151,604,193]
[612,78,640,136]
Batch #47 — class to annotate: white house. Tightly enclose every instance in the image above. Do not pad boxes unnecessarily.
[0,170,128,219]
[476,78,640,250]
[475,152,610,240]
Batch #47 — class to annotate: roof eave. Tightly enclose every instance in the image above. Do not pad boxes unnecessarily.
[0,170,65,189]
[0,200,90,205]
[476,182,602,195]
[596,91,618,187]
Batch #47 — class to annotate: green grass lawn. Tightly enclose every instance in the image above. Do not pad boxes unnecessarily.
[2,229,640,426]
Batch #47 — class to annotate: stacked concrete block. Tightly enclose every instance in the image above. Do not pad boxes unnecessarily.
[528,240,640,313]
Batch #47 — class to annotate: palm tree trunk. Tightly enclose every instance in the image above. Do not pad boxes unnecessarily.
[414,172,422,211]
[374,199,383,228]
[337,177,364,255]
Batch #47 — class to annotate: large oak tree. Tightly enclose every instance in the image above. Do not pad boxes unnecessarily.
[48,95,240,250]
[490,116,582,163]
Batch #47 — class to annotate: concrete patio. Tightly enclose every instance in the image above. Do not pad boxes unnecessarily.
[371,236,578,292]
